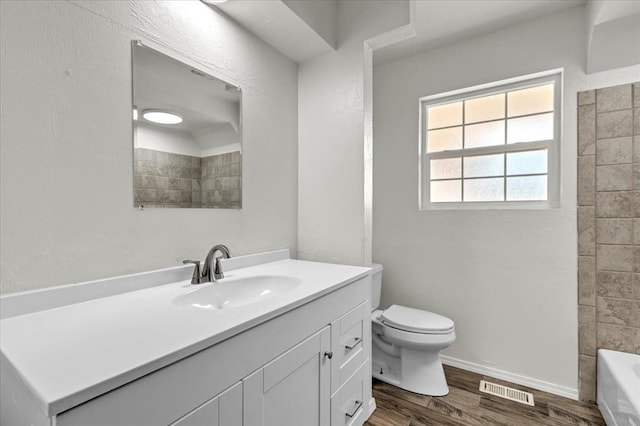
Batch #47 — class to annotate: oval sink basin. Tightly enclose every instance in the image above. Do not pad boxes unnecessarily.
[173,275,302,310]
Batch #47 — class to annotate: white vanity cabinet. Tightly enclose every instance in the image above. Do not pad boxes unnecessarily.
[331,363,368,426]
[172,381,243,426]
[242,303,371,426]
[243,327,331,426]
[330,302,370,425]
[331,303,368,394]
[48,274,371,426]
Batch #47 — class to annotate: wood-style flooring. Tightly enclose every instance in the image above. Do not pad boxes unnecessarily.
[365,365,605,426]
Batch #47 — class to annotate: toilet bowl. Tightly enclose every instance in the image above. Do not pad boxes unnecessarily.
[370,264,455,396]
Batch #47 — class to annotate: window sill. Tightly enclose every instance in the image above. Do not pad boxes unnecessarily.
[419,200,560,211]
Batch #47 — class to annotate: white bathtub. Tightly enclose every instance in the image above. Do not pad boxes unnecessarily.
[598,349,640,426]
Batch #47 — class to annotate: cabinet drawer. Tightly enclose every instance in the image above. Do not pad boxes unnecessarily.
[331,363,366,426]
[331,302,366,394]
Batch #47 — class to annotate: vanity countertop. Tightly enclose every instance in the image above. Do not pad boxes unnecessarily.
[0,258,370,417]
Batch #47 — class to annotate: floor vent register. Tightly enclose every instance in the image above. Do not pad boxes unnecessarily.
[479,380,535,406]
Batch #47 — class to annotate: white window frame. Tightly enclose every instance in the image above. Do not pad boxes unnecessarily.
[418,69,563,210]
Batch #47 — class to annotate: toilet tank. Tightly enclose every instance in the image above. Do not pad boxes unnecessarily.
[370,263,383,311]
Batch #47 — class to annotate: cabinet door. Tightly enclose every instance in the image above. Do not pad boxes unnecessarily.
[172,381,242,426]
[218,381,242,426]
[243,326,331,426]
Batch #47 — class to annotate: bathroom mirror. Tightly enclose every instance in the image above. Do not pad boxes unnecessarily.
[132,41,242,209]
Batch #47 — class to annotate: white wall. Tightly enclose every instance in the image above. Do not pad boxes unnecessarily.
[373,5,640,396]
[135,123,240,157]
[586,1,640,73]
[135,123,201,157]
[282,0,337,49]
[194,126,241,156]
[0,0,298,294]
[201,144,242,158]
[297,1,409,266]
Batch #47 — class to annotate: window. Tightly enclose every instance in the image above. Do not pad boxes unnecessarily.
[419,71,562,209]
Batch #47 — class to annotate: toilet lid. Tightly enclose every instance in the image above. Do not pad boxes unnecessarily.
[381,305,454,334]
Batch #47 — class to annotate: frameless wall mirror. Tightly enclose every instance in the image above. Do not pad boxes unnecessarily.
[132,41,242,209]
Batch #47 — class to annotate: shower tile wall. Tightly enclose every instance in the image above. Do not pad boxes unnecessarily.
[134,149,241,208]
[134,148,201,208]
[577,82,640,403]
[201,151,242,209]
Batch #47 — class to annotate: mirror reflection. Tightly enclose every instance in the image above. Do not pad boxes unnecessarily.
[132,41,242,209]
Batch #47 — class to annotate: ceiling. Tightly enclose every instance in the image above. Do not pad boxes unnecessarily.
[374,0,586,65]
[593,0,640,25]
[133,42,241,135]
[210,0,586,65]
[213,0,336,63]
[586,0,640,72]
[209,0,639,76]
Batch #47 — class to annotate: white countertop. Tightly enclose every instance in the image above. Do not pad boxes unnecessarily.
[0,258,370,417]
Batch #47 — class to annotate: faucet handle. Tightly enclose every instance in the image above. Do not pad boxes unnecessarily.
[214,257,225,280]
[182,260,202,284]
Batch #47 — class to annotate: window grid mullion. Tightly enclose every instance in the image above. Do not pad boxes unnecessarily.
[427,109,553,132]
[503,92,508,201]
[461,99,466,201]
[431,172,547,182]
[426,139,552,160]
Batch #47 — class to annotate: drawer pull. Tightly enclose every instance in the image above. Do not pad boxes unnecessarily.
[345,337,362,351]
[345,400,362,418]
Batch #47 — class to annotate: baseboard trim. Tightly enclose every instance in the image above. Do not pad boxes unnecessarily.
[440,355,579,401]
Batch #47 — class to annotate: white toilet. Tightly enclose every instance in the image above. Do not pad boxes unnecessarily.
[370,264,455,396]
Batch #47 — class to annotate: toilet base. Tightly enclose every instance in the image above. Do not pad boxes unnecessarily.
[372,344,450,396]
[400,347,449,396]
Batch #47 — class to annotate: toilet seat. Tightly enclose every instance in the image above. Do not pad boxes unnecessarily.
[380,305,454,335]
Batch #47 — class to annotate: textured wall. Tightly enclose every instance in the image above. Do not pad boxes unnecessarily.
[297,0,409,266]
[373,5,640,397]
[577,82,640,402]
[0,1,298,293]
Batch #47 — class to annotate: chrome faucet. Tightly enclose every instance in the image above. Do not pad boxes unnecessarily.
[183,245,231,284]
[202,244,231,282]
